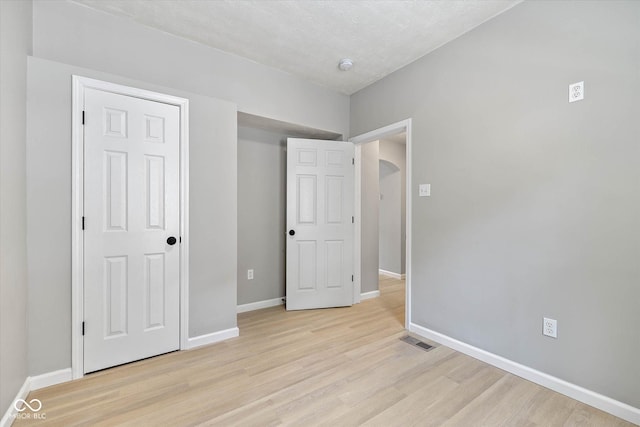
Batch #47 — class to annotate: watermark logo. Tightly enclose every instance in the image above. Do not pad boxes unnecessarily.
[14,398,42,412]
[13,398,46,420]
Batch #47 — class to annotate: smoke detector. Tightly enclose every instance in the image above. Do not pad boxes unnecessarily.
[338,58,353,71]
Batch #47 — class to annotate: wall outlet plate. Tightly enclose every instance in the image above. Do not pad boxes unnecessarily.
[543,317,557,338]
[247,269,254,280]
[419,184,431,197]
[569,81,584,103]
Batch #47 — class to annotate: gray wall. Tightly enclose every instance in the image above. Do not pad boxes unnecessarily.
[32,0,350,138]
[379,139,407,274]
[351,1,640,408]
[27,57,237,375]
[378,160,401,274]
[237,127,287,305]
[360,141,379,294]
[0,0,32,415]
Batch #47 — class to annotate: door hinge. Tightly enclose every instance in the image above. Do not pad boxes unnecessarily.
[351,275,354,282]
[82,321,85,336]
[352,216,354,224]
[82,111,85,125]
[179,236,182,243]
[352,158,355,165]
[82,216,85,230]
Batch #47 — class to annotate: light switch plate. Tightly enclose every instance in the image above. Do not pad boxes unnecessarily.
[419,184,431,197]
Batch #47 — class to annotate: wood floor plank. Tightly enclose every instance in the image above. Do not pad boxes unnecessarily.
[13,276,633,426]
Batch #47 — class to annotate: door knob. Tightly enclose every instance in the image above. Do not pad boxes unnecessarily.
[167,236,177,245]
[288,230,295,236]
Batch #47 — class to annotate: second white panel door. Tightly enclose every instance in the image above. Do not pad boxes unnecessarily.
[286,138,355,310]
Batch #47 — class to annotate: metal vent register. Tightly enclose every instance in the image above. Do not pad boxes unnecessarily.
[400,335,435,352]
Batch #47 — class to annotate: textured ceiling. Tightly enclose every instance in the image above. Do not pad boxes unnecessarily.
[71,0,521,94]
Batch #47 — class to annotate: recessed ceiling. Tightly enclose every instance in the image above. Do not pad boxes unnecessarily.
[71,0,522,95]
[238,112,342,140]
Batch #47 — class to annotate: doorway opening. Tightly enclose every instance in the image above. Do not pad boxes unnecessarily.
[351,119,412,328]
[379,154,405,281]
[236,113,342,313]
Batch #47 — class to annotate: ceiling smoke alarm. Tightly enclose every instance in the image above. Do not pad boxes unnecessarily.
[338,58,353,71]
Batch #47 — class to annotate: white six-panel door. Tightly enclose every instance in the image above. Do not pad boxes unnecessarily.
[83,88,180,373]
[286,138,355,310]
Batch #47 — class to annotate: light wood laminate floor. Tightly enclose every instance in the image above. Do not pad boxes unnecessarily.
[15,276,633,426]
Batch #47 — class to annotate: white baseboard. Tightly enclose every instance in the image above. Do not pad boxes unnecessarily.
[0,377,30,427]
[237,297,284,313]
[409,323,640,426]
[360,290,380,301]
[379,269,405,280]
[30,368,73,391]
[186,327,239,350]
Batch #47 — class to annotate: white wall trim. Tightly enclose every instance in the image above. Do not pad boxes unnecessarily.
[360,290,380,301]
[29,368,73,391]
[353,143,362,304]
[0,377,30,427]
[378,269,403,280]
[409,323,640,426]
[350,118,412,329]
[186,327,239,350]
[237,297,284,313]
[71,76,190,379]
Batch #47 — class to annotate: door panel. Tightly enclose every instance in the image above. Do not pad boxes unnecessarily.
[297,175,317,224]
[297,241,317,290]
[325,176,344,224]
[286,138,354,310]
[104,256,128,337]
[84,88,180,373]
[104,151,128,231]
[325,241,344,288]
[143,253,166,331]
[145,155,165,230]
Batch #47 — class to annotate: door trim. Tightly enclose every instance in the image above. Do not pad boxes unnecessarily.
[71,76,190,379]
[349,119,412,329]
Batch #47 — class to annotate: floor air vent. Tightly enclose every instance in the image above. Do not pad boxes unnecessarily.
[400,335,434,352]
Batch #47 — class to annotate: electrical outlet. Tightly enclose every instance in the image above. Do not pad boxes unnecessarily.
[247,269,254,280]
[569,81,584,103]
[543,317,557,338]
[419,184,431,197]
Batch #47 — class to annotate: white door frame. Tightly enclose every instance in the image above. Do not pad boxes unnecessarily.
[349,119,412,329]
[71,76,190,379]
